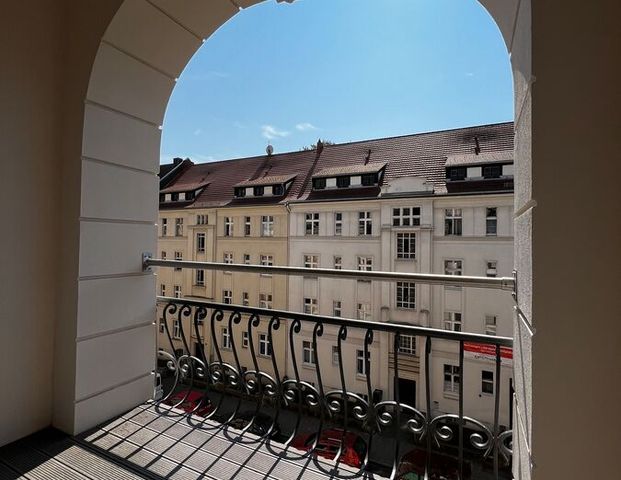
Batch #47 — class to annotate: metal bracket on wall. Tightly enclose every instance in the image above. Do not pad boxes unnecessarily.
[512,269,518,303]
[142,252,153,273]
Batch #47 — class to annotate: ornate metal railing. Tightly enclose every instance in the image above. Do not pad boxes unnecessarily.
[155,297,513,480]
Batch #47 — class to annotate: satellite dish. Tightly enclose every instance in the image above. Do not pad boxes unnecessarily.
[266,144,274,156]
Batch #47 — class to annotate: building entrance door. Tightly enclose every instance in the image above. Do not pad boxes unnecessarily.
[398,378,416,408]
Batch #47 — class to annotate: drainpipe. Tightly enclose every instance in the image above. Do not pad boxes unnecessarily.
[283,201,291,377]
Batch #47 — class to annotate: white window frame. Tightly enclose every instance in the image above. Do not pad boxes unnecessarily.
[396,282,416,309]
[305,213,320,235]
[304,254,319,269]
[258,333,271,357]
[223,289,232,305]
[259,293,272,309]
[396,232,416,259]
[195,269,205,286]
[357,302,371,321]
[221,327,231,350]
[358,211,372,235]
[173,319,181,339]
[224,252,234,264]
[303,297,318,315]
[158,317,165,333]
[485,315,497,335]
[356,349,368,376]
[175,218,183,236]
[196,214,207,225]
[398,335,416,355]
[160,284,166,296]
[224,217,233,237]
[444,364,460,394]
[242,331,249,348]
[260,254,273,276]
[332,346,339,365]
[444,208,462,236]
[333,300,342,317]
[481,370,494,395]
[173,285,181,299]
[357,256,373,271]
[243,253,251,265]
[302,341,315,365]
[244,216,251,236]
[392,207,421,227]
[161,218,168,236]
[486,207,498,236]
[161,250,167,260]
[444,259,463,276]
[334,255,342,270]
[261,215,274,237]
[334,212,343,235]
[444,311,462,332]
[196,232,206,253]
[486,260,498,277]
[242,291,250,306]
[174,251,182,271]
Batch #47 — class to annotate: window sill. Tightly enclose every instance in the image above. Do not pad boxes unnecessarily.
[395,306,417,311]
[395,257,416,261]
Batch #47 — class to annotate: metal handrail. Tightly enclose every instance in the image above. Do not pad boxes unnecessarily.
[156,296,513,347]
[144,256,515,291]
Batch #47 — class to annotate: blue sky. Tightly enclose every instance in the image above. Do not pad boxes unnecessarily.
[160,0,513,164]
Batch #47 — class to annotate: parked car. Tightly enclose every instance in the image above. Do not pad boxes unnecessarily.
[396,448,472,480]
[228,411,280,438]
[290,429,367,468]
[164,389,213,417]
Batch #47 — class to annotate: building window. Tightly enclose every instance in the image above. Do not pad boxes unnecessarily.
[171,193,179,201]
[486,260,497,277]
[392,207,421,227]
[358,211,372,235]
[174,251,182,270]
[161,251,167,260]
[224,217,233,237]
[261,215,274,236]
[304,297,318,315]
[242,292,249,306]
[356,349,368,375]
[486,208,498,236]
[361,173,376,186]
[483,164,502,179]
[444,311,462,332]
[448,167,466,181]
[260,255,273,276]
[222,328,231,349]
[443,365,460,393]
[485,315,497,335]
[160,284,166,296]
[444,208,462,236]
[196,232,206,253]
[333,300,342,317]
[482,370,494,394]
[175,218,183,236]
[259,333,271,356]
[253,186,264,197]
[396,282,416,309]
[357,303,371,321]
[244,216,251,236]
[161,218,168,236]
[313,178,326,190]
[196,214,208,225]
[303,341,315,365]
[334,212,343,235]
[304,254,319,269]
[332,346,339,365]
[259,293,272,309]
[242,331,249,348]
[444,259,463,276]
[158,317,165,333]
[336,176,351,188]
[195,269,205,286]
[396,232,416,259]
[305,213,320,235]
[273,184,284,196]
[334,256,342,270]
[398,335,416,355]
[224,252,233,264]
[173,285,181,299]
[357,256,373,271]
[173,319,181,339]
[223,290,232,304]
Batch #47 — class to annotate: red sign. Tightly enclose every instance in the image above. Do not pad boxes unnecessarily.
[464,342,513,365]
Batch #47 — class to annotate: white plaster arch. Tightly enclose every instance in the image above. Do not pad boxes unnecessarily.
[74,4,532,476]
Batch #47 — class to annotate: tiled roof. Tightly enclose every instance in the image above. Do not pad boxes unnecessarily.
[446,151,513,167]
[233,174,297,188]
[313,162,387,178]
[160,181,209,194]
[160,122,514,208]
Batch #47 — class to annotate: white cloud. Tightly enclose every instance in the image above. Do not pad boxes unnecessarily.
[261,125,290,140]
[295,122,318,131]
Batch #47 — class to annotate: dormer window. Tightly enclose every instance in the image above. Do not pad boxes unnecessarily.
[313,178,326,190]
[483,164,502,179]
[233,174,296,199]
[273,184,284,196]
[448,167,467,181]
[171,192,179,201]
[159,193,165,202]
[253,186,264,196]
[336,176,350,188]
[361,173,376,186]
[186,191,195,201]
[235,187,246,197]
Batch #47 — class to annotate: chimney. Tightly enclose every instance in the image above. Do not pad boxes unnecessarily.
[173,157,183,165]
[474,137,481,155]
[364,149,372,165]
[316,139,324,155]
